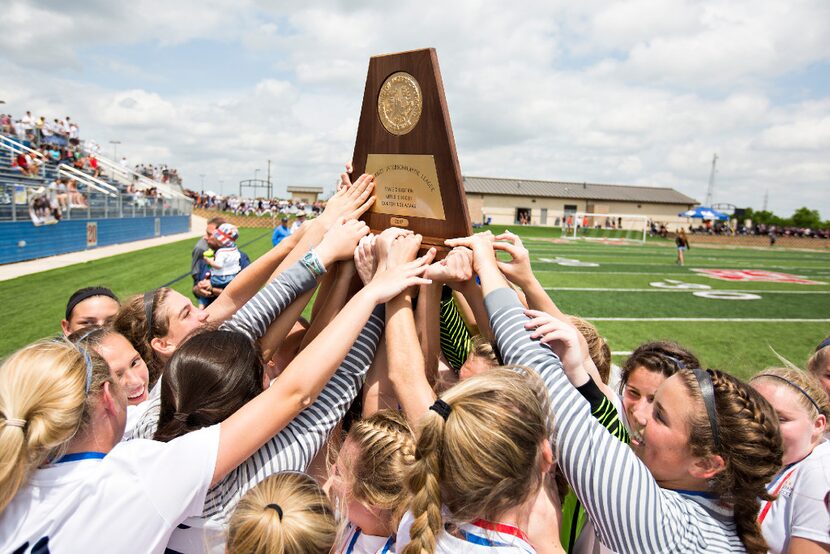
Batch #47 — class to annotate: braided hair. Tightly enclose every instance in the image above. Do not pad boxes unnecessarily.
[679,368,783,554]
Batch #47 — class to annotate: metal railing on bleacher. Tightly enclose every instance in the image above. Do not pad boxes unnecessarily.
[0,136,192,222]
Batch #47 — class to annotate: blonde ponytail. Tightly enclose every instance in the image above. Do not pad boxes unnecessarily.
[227,472,336,554]
[0,340,109,513]
[403,367,551,554]
[402,410,446,554]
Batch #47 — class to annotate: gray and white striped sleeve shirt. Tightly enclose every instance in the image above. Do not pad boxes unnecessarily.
[219,261,318,341]
[484,287,746,554]
[202,305,385,522]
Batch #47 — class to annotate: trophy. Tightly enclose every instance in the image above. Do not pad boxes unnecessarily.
[351,48,472,251]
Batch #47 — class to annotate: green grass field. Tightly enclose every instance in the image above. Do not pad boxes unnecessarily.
[1,225,828,380]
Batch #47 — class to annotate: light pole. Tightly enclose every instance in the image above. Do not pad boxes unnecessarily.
[254,168,260,182]
[199,174,206,192]
[109,140,121,161]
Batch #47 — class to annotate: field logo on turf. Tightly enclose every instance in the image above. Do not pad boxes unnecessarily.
[538,257,599,267]
[692,269,824,285]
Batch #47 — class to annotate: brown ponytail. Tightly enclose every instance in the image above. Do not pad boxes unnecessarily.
[679,369,782,554]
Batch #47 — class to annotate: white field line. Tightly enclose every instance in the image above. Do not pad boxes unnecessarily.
[543,287,830,295]
[532,260,829,271]
[611,351,633,356]
[529,248,825,260]
[530,269,830,278]
[586,317,830,322]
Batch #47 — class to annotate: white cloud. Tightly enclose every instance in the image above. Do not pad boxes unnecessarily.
[0,0,827,215]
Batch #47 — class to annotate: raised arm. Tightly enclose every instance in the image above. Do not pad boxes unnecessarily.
[204,304,386,521]
[220,219,369,342]
[205,174,375,324]
[212,248,434,488]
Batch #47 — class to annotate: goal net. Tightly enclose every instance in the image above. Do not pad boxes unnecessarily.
[560,213,648,244]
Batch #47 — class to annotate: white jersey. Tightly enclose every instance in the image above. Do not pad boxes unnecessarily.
[761,439,830,553]
[337,522,395,553]
[0,425,219,554]
[396,511,535,553]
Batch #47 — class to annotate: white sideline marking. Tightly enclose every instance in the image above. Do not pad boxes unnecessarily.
[543,287,830,295]
[533,259,828,271]
[586,317,830,322]
[611,351,633,356]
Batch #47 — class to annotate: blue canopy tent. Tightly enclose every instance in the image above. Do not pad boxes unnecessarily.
[678,206,729,221]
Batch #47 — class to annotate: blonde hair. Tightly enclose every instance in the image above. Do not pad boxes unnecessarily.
[568,316,611,384]
[468,334,500,366]
[752,367,830,424]
[0,339,111,512]
[403,367,552,554]
[807,338,830,381]
[335,410,416,533]
[227,472,336,554]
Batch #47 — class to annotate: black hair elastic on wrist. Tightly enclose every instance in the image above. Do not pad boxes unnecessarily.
[692,367,721,452]
[265,503,283,520]
[143,290,157,343]
[65,287,119,320]
[429,399,452,421]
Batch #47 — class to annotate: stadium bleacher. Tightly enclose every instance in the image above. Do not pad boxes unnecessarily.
[0,132,193,264]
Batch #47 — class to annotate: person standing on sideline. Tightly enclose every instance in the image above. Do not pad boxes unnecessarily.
[675,228,690,265]
[192,217,225,282]
[272,216,291,247]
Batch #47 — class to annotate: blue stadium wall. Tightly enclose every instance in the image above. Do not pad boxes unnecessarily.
[0,216,190,264]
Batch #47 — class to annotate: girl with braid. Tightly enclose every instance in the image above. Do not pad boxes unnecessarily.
[750,368,830,553]
[397,367,555,553]
[329,410,417,553]
[446,232,784,554]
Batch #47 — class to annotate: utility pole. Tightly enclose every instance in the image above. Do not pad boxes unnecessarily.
[266,159,272,198]
[705,153,718,207]
[763,189,769,212]
[199,174,206,192]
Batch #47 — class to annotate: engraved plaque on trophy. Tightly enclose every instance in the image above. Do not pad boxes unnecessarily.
[351,48,472,250]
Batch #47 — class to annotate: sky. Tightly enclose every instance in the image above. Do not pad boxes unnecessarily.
[1,0,828,217]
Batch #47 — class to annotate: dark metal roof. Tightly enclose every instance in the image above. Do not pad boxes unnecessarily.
[462,176,697,205]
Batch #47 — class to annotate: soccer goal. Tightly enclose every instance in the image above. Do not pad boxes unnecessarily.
[561,213,649,244]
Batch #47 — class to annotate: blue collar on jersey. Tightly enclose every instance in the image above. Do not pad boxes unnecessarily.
[54,452,106,464]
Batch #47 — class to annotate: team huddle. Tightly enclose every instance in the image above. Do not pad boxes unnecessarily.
[1,172,829,554]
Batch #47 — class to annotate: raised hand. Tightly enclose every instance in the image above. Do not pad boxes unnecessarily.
[445,231,498,274]
[336,161,354,193]
[523,309,587,382]
[493,231,534,287]
[314,218,370,268]
[354,234,378,285]
[424,246,473,283]
[365,248,436,304]
[374,227,415,268]
[319,173,375,228]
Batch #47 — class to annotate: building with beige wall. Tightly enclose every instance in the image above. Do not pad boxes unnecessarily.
[463,176,697,229]
[286,185,324,203]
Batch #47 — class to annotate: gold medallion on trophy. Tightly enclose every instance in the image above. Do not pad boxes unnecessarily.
[377,72,422,136]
